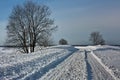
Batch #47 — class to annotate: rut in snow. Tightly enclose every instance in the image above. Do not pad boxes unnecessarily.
[84,50,93,80]
[22,47,78,80]
[87,51,115,80]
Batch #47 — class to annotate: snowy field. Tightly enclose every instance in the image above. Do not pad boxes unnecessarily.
[0,45,120,80]
[0,46,78,80]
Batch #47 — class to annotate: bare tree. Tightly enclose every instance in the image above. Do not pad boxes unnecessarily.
[59,38,68,45]
[6,1,57,53]
[89,32,105,45]
[37,32,54,47]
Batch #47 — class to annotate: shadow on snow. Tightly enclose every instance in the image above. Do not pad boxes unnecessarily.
[85,50,93,80]
[24,46,78,80]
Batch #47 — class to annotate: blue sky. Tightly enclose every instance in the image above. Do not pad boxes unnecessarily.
[0,0,120,45]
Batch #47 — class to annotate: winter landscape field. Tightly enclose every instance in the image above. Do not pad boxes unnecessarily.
[0,0,120,80]
[0,45,120,80]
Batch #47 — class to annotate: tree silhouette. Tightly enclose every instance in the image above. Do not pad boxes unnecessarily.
[89,32,105,45]
[59,39,68,45]
[6,1,57,53]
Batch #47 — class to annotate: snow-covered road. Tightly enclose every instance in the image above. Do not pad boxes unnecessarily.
[85,51,114,80]
[39,48,116,80]
[40,50,87,80]
[0,45,119,80]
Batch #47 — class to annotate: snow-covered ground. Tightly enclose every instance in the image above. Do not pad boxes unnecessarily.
[40,50,87,80]
[86,52,115,80]
[0,45,78,80]
[76,45,120,80]
[93,46,120,79]
[0,45,120,80]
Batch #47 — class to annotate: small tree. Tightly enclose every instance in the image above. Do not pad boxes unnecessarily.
[59,39,68,45]
[89,32,105,45]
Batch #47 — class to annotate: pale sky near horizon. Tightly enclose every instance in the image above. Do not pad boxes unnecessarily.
[0,0,120,45]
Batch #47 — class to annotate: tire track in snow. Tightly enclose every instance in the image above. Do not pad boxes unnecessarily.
[87,51,115,80]
[6,51,63,80]
[21,48,78,80]
[90,51,118,80]
[40,50,87,80]
[84,50,92,80]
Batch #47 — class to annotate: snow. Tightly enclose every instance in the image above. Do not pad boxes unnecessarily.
[0,47,64,67]
[93,46,120,79]
[0,45,120,80]
[90,51,116,80]
[0,45,78,80]
[40,50,87,80]
[76,45,120,80]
